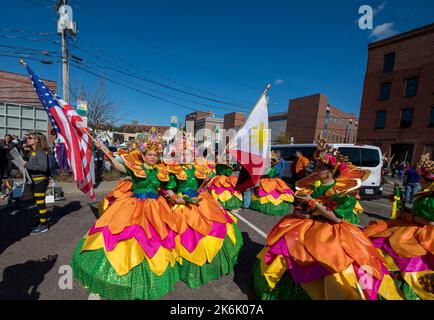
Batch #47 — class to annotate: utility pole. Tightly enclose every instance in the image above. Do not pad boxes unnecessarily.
[62,22,69,102]
[56,0,76,103]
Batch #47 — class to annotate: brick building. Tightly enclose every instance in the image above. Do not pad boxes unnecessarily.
[120,124,170,136]
[357,23,434,163]
[0,70,55,143]
[185,110,214,124]
[286,93,358,144]
[223,112,244,131]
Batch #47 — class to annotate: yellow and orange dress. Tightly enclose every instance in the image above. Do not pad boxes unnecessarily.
[252,168,404,300]
[71,152,181,300]
[163,161,243,288]
[207,164,243,210]
[250,165,294,216]
[364,188,434,300]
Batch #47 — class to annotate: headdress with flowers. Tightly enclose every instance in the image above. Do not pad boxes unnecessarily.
[125,128,164,155]
[313,133,349,173]
[418,153,434,181]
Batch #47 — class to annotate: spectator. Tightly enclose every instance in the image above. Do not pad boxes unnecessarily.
[404,163,421,204]
[397,161,405,181]
[0,138,7,179]
[273,151,286,179]
[48,144,58,177]
[382,158,389,176]
[95,147,105,179]
[290,150,310,188]
[21,132,50,235]
[391,160,399,178]
[3,134,15,179]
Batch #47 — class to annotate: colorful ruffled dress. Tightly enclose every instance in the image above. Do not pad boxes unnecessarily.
[364,189,434,300]
[164,161,243,288]
[250,165,294,216]
[207,164,243,210]
[252,169,404,300]
[71,152,181,300]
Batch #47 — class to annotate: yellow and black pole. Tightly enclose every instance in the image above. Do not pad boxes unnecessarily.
[390,182,403,219]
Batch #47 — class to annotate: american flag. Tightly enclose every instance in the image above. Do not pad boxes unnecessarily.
[23,62,96,200]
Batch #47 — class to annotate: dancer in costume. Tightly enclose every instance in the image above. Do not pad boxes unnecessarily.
[207,155,243,211]
[71,136,182,300]
[162,133,243,288]
[252,137,404,300]
[364,153,434,300]
[249,151,294,216]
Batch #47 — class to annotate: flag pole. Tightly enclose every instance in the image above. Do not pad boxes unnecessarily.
[220,84,271,159]
[19,58,116,163]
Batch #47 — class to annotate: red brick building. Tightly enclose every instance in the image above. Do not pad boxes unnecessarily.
[286,93,358,144]
[357,23,434,164]
[120,124,170,135]
[0,70,56,143]
[185,110,214,124]
[223,112,245,130]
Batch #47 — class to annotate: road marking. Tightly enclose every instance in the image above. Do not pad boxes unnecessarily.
[230,211,267,239]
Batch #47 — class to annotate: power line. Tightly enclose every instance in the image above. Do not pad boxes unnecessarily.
[69,39,254,106]
[70,61,226,117]
[70,3,259,92]
[0,52,60,64]
[69,43,252,109]
[0,33,59,45]
[0,43,60,55]
[69,52,251,112]
[0,27,55,37]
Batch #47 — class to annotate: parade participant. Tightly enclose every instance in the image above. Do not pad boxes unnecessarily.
[364,153,434,300]
[21,132,50,235]
[207,154,243,210]
[252,137,403,300]
[162,132,243,288]
[249,151,294,216]
[71,136,182,300]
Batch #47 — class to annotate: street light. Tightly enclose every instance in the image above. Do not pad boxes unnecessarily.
[323,105,331,139]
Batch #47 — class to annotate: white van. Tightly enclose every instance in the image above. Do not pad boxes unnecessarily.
[271,143,383,199]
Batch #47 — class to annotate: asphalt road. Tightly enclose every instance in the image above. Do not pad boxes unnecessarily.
[0,182,397,300]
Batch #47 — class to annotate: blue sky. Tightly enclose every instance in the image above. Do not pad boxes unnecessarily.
[1,0,433,126]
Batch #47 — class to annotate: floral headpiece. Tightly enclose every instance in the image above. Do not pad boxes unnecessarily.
[313,134,349,173]
[418,153,434,180]
[125,128,164,155]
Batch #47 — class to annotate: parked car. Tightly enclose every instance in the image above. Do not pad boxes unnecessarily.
[271,143,383,199]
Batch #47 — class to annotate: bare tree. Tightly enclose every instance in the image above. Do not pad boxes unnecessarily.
[70,80,123,129]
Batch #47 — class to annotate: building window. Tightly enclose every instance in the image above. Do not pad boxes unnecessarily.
[405,77,419,97]
[429,106,434,128]
[379,82,391,101]
[374,111,387,129]
[383,52,395,73]
[400,108,414,128]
